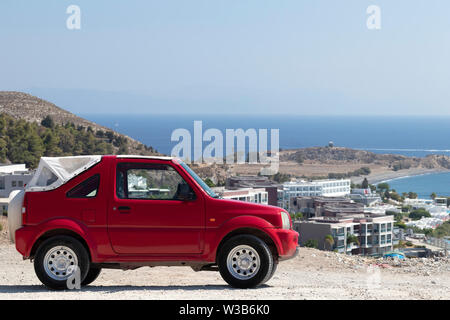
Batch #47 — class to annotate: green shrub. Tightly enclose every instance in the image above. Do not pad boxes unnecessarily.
[409,208,431,220]
[303,239,318,249]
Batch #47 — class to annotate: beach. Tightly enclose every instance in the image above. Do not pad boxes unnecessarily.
[351,167,450,185]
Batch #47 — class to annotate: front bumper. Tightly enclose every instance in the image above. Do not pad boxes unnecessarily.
[279,245,299,261]
[271,228,299,260]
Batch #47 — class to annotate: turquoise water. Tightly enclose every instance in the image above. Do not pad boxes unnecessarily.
[384,172,450,198]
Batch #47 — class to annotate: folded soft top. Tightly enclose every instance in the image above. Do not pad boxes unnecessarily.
[27,156,102,192]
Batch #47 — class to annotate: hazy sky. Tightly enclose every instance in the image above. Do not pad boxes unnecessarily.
[1,0,449,115]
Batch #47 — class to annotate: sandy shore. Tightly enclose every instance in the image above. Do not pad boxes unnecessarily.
[351,168,450,185]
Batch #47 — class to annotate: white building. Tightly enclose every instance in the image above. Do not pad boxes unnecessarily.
[434,197,448,207]
[294,214,395,256]
[0,164,33,198]
[278,179,351,210]
[406,217,448,230]
[0,164,33,214]
[403,198,449,230]
[350,188,382,206]
[212,187,268,205]
[364,203,401,215]
[403,198,433,207]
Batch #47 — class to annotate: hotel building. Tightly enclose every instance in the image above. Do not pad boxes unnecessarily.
[278,179,351,211]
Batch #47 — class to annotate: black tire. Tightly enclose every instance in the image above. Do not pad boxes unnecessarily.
[82,267,101,286]
[34,235,90,290]
[218,235,274,289]
[263,261,278,284]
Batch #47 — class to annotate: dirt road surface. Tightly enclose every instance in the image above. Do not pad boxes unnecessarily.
[0,239,449,300]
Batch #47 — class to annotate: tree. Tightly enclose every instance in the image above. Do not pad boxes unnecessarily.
[432,221,450,238]
[361,178,369,189]
[105,131,115,142]
[377,183,390,191]
[41,115,55,128]
[324,234,334,250]
[430,192,437,200]
[0,138,8,162]
[271,172,291,183]
[389,191,402,202]
[43,131,62,156]
[346,234,360,254]
[409,208,431,220]
[386,210,404,222]
[294,212,303,220]
[0,116,6,135]
[0,113,153,168]
[401,205,412,213]
[395,221,406,229]
[408,192,418,199]
[204,178,215,188]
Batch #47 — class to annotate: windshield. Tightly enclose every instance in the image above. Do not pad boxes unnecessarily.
[177,160,219,198]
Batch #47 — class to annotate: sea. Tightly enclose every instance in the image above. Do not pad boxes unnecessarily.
[81,114,450,198]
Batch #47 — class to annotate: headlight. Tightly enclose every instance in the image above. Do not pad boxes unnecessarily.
[280,211,291,229]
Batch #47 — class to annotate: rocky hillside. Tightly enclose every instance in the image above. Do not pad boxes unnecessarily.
[0,91,103,129]
[281,147,450,170]
[0,91,159,159]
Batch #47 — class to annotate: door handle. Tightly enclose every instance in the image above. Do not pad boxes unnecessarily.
[118,206,131,213]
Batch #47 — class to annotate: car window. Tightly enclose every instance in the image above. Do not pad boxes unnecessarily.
[116,163,194,200]
[66,174,100,198]
[177,160,218,198]
[116,170,125,199]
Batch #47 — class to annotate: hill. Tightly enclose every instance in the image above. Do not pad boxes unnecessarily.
[221,147,450,184]
[0,91,159,167]
[280,147,450,170]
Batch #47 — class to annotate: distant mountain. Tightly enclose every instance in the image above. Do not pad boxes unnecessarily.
[0,91,159,167]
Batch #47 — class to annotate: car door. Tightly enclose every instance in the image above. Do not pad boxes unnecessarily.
[107,159,205,255]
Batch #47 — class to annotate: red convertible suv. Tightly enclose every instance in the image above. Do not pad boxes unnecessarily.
[9,155,298,289]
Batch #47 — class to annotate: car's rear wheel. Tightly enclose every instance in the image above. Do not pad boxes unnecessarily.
[218,235,274,288]
[34,236,90,290]
[82,266,102,286]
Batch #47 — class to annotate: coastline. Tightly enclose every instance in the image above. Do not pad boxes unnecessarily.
[351,168,450,185]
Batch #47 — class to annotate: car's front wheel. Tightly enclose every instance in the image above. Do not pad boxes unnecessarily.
[34,236,90,290]
[218,235,274,288]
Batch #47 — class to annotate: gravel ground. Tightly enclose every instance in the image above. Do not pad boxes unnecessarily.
[0,237,449,300]
[1,217,449,300]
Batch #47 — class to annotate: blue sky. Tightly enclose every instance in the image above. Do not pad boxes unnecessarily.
[0,0,449,115]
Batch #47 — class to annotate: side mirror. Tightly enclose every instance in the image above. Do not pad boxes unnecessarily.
[176,183,196,201]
